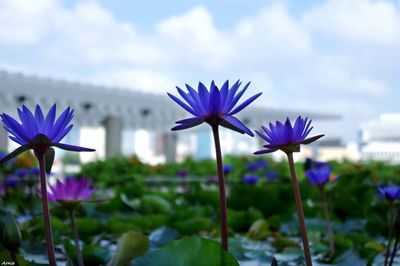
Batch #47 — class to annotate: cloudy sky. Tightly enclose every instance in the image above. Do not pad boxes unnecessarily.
[1,0,399,142]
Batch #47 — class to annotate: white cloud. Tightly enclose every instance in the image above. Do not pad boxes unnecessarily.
[156,7,235,71]
[92,68,177,93]
[303,0,400,46]
[0,0,55,44]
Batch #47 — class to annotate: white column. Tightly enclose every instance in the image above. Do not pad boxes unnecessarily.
[163,133,177,163]
[195,130,212,160]
[0,128,8,152]
[104,116,122,159]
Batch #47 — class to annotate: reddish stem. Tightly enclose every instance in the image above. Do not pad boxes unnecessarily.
[69,210,84,266]
[37,153,57,266]
[211,125,228,251]
[287,152,312,266]
[385,202,395,266]
[320,190,335,257]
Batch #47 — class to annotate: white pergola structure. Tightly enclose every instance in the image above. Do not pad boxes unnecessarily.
[0,69,340,162]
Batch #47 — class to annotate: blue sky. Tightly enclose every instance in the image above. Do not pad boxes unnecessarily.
[1,0,400,142]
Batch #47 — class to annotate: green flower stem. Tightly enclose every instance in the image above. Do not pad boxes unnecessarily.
[286,152,312,266]
[69,210,84,266]
[10,250,20,266]
[385,202,395,266]
[211,125,228,251]
[320,190,334,257]
[37,153,57,266]
[389,230,399,266]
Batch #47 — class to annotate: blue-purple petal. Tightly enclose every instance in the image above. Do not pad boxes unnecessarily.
[221,115,253,136]
[53,143,95,152]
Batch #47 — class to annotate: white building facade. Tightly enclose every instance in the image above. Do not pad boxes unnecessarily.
[359,114,400,162]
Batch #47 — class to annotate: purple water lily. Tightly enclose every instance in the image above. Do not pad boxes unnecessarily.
[242,175,259,185]
[168,80,261,252]
[246,159,268,171]
[305,165,332,191]
[207,176,219,184]
[177,169,189,178]
[304,158,329,171]
[376,186,400,202]
[0,104,94,163]
[224,164,233,175]
[254,116,324,154]
[168,80,261,135]
[48,177,95,207]
[266,171,278,181]
[0,104,95,266]
[49,177,94,266]
[254,116,324,266]
[14,168,40,178]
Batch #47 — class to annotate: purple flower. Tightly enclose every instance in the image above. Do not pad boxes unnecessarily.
[5,176,19,187]
[266,171,278,181]
[0,104,95,163]
[48,177,95,208]
[207,176,219,184]
[304,158,329,171]
[254,116,324,154]
[242,175,259,185]
[14,168,41,178]
[305,165,332,191]
[246,160,268,171]
[168,80,262,136]
[376,186,400,202]
[223,164,233,175]
[177,169,189,178]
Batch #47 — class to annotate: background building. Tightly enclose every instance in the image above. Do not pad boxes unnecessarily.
[359,114,400,162]
[0,69,339,164]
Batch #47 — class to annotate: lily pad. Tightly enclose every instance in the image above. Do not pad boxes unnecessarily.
[133,236,239,266]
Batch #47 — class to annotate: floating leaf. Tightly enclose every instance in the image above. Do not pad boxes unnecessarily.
[133,236,239,266]
[108,231,149,266]
[149,227,180,248]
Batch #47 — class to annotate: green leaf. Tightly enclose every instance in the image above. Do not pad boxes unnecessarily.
[140,195,172,214]
[75,217,102,236]
[132,236,239,266]
[247,219,270,240]
[108,231,149,266]
[82,244,110,265]
[0,251,29,266]
[2,212,22,251]
[149,227,180,248]
[45,148,55,174]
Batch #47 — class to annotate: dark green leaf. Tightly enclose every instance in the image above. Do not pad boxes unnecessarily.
[45,148,55,174]
[133,236,239,266]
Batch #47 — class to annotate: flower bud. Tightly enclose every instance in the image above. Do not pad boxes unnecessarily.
[2,212,22,251]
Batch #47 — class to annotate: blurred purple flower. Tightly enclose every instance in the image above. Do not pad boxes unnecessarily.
[14,168,41,178]
[5,176,19,187]
[304,158,329,171]
[242,175,259,185]
[223,164,233,175]
[376,186,400,202]
[48,177,95,208]
[305,165,333,191]
[246,160,268,171]
[206,176,219,184]
[177,169,189,178]
[265,171,278,181]
[0,104,95,163]
[168,80,261,135]
[254,116,324,154]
